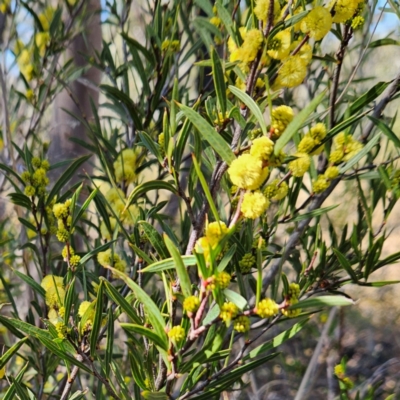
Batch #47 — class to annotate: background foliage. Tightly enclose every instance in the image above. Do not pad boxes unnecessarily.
[0,0,400,399]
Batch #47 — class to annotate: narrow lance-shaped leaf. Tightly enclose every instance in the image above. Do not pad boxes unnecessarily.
[124,180,178,211]
[164,234,192,298]
[121,323,168,351]
[289,295,354,310]
[274,90,326,154]
[0,337,29,369]
[229,85,267,135]
[192,154,220,224]
[178,103,236,165]
[90,281,104,357]
[140,255,196,273]
[103,267,167,347]
[211,47,226,116]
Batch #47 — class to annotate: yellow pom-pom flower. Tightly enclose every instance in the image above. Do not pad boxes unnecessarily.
[329,0,359,23]
[220,302,239,323]
[313,176,330,193]
[205,221,228,247]
[264,179,288,201]
[41,275,64,291]
[228,154,268,190]
[267,30,291,60]
[298,135,318,154]
[45,286,65,308]
[301,6,332,40]
[195,236,211,262]
[239,253,256,273]
[271,105,294,138]
[276,56,307,88]
[113,149,138,184]
[233,316,250,332]
[241,191,269,219]
[215,271,231,289]
[282,297,301,318]
[309,123,327,141]
[183,296,201,313]
[254,0,281,24]
[324,166,340,180]
[256,298,279,318]
[288,153,310,177]
[78,301,93,318]
[250,136,275,161]
[168,325,185,343]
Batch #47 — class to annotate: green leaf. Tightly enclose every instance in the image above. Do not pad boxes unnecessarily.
[0,162,25,186]
[13,270,46,297]
[129,351,147,390]
[140,255,196,273]
[0,316,52,339]
[125,180,178,210]
[223,289,247,310]
[287,205,339,223]
[358,280,400,287]
[246,319,308,359]
[103,281,142,324]
[217,244,236,272]
[368,116,400,148]
[121,323,168,351]
[72,188,99,228]
[38,335,92,374]
[178,103,236,165]
[215,1,236,40]
[275,90,326,154]
[46,155,92,205]
[229,85,267,135]
[332,248,358,282]
[348,82,389,116]
[211,47,226,116]
[90,281,104,357]
[139,131,163,164]
[368,38,399,48]
[340,133,381,173]
[103,268,167,346]
[0,337,29,369]
[4,363,29,400]
[164,234,192,298]
[138,221,169,259]
[289,295,354,310]
[78,240,115,266]
[192,154,220,223]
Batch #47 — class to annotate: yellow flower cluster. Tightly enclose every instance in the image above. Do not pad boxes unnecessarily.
[288,153,310,177]
[0,0,10,14]
[214,271,231,290]
[195,221,228,262]
[254,0,281,25]
[267,30,291,60]
[329,0,363,23]
[298,123,327,155]
[78,301,95,331]
[250,136,275,161]
[264,179,288,201]
[53,199,73,242]
[62,245,81,267]
[168,325,185,343]
[230,29,264,70]
[241,191,269,219]
[239,253,256,273]
[301,7,332,41]
[312,166,339,193]
[282,282,301,318]
[97,249,127,276]
[276,55,307,88]
[114,149,138,185]
[41,275,65,310]
[233,316,250,332]
[183,296,200,314]
[21,157,50,197]
[161,39,180,53]
[271,105,294,138]
[255,298,279,318]
[329,132,363,164]
[220,302,239,324]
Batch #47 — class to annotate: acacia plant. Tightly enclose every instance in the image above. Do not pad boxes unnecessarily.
[0,0,400,399]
